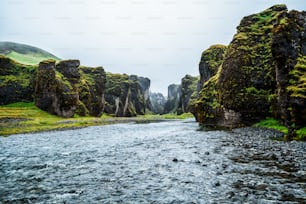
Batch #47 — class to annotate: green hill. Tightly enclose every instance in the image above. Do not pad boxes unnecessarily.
[0,41,60,65]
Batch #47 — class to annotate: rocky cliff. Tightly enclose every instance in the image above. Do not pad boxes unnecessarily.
[164,84,181,113]
[177,75,199,115]
[35,59,106,117]
[149,92,166,114]
[194,4,306,138]
[78,66,106,117]
[104,73,151,117]
[0,55,35,105]
[198,45,227,89]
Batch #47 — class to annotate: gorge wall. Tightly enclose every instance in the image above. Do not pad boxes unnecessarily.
[192,4,306,137]
[104,73,151,117]
[0,56,152,118]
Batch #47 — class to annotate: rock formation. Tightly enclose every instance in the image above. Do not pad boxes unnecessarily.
[198,45,227,89]
[193,4,306,137]
[177,75,199,115]
[149,92,166,114]
[78,66,106,117]
[104,73,151,117]
[35,60,79,118]
[35,59,106,118]
[0,56,35,105]
[164,84,181,113]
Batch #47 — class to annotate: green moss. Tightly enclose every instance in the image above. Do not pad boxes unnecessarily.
[287,55,306,98]
[296,127,306,141]
[200,45,227,76]
[254,117,288,134]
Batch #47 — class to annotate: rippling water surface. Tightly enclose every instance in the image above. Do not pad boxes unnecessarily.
[0,119,305,203]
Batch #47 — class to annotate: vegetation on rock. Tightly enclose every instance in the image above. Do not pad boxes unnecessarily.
[104,73,151,117]
[193,4,306,139]
[177,75,199,115]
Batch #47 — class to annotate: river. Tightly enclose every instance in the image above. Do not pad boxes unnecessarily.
[0,119,305,203]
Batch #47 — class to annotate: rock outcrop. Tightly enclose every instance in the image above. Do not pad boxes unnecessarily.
[194,4,306,137]
[104,73,151,117]
[78,66,106,117]
[164,84,181,113]
[129,75,151,114]
[0,56,35,105]
[35,60,79,118]
[149,92,166,114]
[198,45,227,89]
[35,59,106,118]
[271,9,306,136]
[177,75,199,115]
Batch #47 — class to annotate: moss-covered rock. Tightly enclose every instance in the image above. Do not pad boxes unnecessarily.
[0,55,35,105]
[104,73,151,117]
[34,60,79,118]
[199,44,227,88]
[129,75,151,114]
[78,66,106,117]
[177,74,199,115]
[195,4,306,132]
[271,9,306,137]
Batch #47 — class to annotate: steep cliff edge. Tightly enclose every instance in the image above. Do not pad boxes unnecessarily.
[104,73,151,117]
[78,66,106,117]
[198,45,227,89]
[177,75,199,115]
[149,92,166,114]
[35,60,80,117]
[194,4,306,138]
[35,60,106,118]
[164,84,181,113]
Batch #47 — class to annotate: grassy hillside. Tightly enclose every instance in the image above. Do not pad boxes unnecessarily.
[0,41,60,65]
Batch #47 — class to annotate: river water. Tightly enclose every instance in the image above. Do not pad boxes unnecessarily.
[0,119,305,203]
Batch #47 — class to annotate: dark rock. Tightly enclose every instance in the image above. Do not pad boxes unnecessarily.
[104,73,151,117]
[78,66,106,117]
[194,4,306,132]
[56,60,80,84]
[164,84,181,113]
[149,92,166,114]
[35,60,79,117]
[198,44,227,89]
[172,158,178,162]
[177,74,199,115]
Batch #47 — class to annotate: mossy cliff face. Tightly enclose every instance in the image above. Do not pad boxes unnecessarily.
[104,73,151,117]
[271,9,306,135]
[164,84,181,113]
[78,66,106,117]
[35,60,79,118]
[129,75,151,114]
[198,45,227,88]
[195,5,306,132]
[35,60,106,118]
[177,74,199,115]
[0,55,35,104]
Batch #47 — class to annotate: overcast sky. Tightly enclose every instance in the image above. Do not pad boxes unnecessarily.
[1,0,305,95]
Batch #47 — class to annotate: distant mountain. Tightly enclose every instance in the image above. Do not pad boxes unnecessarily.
[0,41,60,65]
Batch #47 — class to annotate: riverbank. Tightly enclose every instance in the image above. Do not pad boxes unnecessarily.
[0,102,193,136]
